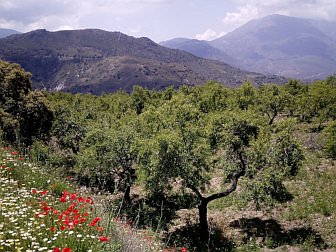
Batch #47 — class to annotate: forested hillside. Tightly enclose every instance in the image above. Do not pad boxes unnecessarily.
[1,60,336,251]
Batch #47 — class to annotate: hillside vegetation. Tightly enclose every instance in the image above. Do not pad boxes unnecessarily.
[1,60,336,251]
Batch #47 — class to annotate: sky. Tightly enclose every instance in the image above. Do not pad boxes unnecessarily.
[1,0,336,42]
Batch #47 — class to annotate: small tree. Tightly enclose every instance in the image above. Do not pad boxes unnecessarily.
[76,120,137,201]
[236,81,256,110]
[256,84,289,125]
[137,108,304,237]
[19,91,54,145]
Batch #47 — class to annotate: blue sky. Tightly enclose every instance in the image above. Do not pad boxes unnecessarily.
[1,0,336,42]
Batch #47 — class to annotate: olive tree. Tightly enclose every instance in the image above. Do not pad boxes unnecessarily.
[76,119,137,201]
[256,84,289,125]
[137,105,304,237]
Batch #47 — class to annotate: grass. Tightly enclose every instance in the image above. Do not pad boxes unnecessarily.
[0,147,172,252]
[0,147,121,252]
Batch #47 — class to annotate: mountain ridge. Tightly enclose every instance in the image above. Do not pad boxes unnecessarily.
[0,28,21,38]
[210,14,336,79]
[162,15,336,80]
[0,29,285,94]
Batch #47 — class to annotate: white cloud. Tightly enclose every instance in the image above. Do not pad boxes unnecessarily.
[0,0,174,32]
[223,4,259,27]
[129,25,142,34]
[195,29,225,41]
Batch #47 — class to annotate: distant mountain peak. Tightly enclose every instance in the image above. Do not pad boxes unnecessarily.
[209,15,336,79]
[0,28,21,38]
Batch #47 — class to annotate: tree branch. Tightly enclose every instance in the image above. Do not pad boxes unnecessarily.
[187,184,204,201]
[205,151,246,203]
[187,151,247,205]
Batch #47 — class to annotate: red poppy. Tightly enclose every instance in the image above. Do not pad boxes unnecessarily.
[181,247,187,252]
[86,196,93,204]
[89,217,101,226]
[60,196,67,203]
[53,210,60,215]
[62,248,72,252]
[40,190,48,195]
[31,189,37,194]
[77,197,85,202]
[53,248,60,252]
[50,227,56,232]
[98,236,109,242]
[97,226,103,232]
[62,190,69,197]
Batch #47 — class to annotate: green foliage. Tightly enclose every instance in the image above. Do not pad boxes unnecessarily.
[137,101,211,194]
[256,84,289,125]
[237,81,256,110]
[324,121,336,159]
[51,106,85,154]
[19,91,54,145]
[194,81,229,113]
[243,130,304,208]
[0,60,53,146]
[0,61,31,114]
[298,77,336,123]
[76,119,137,196]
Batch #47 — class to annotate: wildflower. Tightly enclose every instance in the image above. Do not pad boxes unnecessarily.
[53,249,60,252]
[70,193,77,200]
[50,227,56,232]
[40,190,48,196]
[62,248,72,252]
[89,217,101,227]
[85,196,93,204]
[98,236,109,242]
[60,196,67,203]
[77,197,85,202]
[181,247,187,252]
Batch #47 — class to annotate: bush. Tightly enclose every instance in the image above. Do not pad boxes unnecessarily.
[324,121,336,159]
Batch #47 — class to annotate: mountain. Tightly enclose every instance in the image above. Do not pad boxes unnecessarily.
[210,14,336,79]
[0,28,21,38]
[0,29,285,94]
[160,38,240,67]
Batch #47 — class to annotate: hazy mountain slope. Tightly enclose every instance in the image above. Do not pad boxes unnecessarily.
[0,29,285,94]
[210,14,336,79]
[160,38,240,67]
[0,28,21,38]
